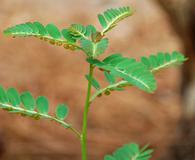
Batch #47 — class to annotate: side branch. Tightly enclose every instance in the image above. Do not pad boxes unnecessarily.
[0,103,81,138]
[90,80,129,103]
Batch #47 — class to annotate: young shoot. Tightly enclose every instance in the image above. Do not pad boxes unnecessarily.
[2,6,187,160]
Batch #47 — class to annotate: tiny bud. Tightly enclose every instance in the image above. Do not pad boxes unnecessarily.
[64,44,69,49]
[99,68,105,71]
[49,40,55,45]
[44,38,48,41]
[56,42,63,46]
[97,93,102,97]
[32,115,41,120]
[21,113,27,117]
[104,90,111,95]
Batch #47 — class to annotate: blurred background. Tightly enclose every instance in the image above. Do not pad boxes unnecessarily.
[0,0,195,160]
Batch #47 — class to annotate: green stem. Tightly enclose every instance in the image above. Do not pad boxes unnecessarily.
[81,64,94,160]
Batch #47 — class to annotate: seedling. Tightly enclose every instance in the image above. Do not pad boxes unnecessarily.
[2,6,186,160]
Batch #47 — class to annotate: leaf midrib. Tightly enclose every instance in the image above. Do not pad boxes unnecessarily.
[101,11,130,34]
[114,67,152,92]
[150,59,180,72]
[6,31,65,41]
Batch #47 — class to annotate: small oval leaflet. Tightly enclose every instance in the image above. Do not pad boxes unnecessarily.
[55,104,69,120]
[85,74,100,90]
[36,96,49,114]
[98,14,107,29]
[20,91,35,111]
[7,88,20,107]
[26,22,39,34]
[62,29,76,43]
[46,24,61,39]
[0,86,8,103]
[33,22,48,35]
[104,71,115,84]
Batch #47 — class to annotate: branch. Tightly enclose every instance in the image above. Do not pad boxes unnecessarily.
[90,80,129,103]
[0,102,81,138]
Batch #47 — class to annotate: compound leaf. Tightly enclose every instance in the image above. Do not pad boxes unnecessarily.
[20,91,35,111]
[88,54,156,93]
[104,143,153,160]
[69,24,88,39]
[141,51,187,72]
[66,24,97,41]
[55,104,69,120]
[81,38,108,58]
[88,51,187,101]
[0,86,71,128]
[36,96,49,114]
[91,51,187,100]
[3,22,79,50]
[98,6,133,34]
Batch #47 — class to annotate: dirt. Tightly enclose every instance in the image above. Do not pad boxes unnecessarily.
[0,0,184,159]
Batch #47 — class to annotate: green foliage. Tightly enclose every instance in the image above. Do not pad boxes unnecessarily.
[104,143,153,160]
[55,104,69,120]
[90,52,186,100]
[141,51,187,72]
[85,75,101,90]
[81,38,108,58]
[61,29,76,43]
[104,71,116,84]
[36,96,49,114]
[98,6,133,34]
[3,22,79,50]
[0,86,70,128]
[21,92,36,111]
[7,88,20,107]
[0,86,8,103]
[3,22,99,53]
[2,5,188,160]
[3,6,133,59]
[87,54,156,93]
[45,24,62,39]
[68,24,96,40]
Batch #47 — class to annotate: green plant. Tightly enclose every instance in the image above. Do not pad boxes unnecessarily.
[2,6,186,160]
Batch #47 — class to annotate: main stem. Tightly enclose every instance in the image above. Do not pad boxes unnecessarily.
[81,64,94,160]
